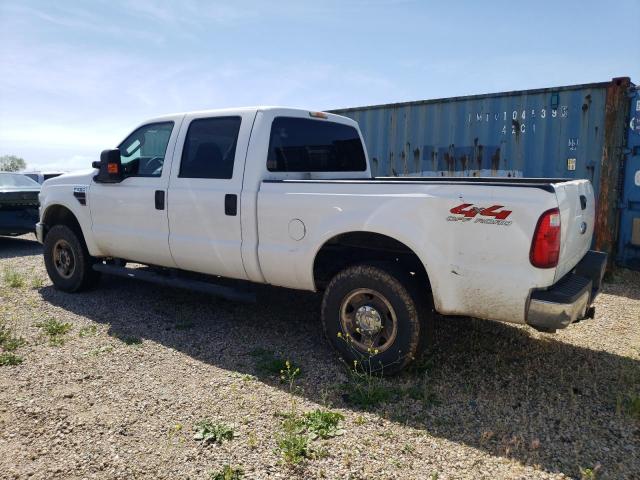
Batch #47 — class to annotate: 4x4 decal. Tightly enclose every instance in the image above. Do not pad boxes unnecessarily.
[447,203,513,226]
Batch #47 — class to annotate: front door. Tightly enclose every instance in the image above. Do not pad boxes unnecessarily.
[167,111,256,280]
[89,119,182,266]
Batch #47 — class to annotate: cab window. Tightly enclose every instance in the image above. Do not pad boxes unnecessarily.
[179,117,241,179]
[118,122,174,177]
[267,117,366,172]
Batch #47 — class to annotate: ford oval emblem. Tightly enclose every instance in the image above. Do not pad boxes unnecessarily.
[580,222,587,234]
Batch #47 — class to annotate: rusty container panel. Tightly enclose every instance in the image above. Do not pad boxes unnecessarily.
[331,77,634,268]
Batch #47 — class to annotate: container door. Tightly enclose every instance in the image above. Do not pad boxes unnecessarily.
[617,90,640,270]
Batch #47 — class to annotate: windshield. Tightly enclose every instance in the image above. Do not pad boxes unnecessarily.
[0,173,41,188]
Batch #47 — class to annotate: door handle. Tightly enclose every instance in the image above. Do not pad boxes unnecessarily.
[155,190,165,210]
[225,194,237,216]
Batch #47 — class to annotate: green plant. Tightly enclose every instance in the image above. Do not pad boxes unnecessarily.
[209,465,244,480]
[579,464,601,479]
[1,336,25,352]
[36,319,72,345]
[338,332,394,408]
[0,353,23,366]
[30,276,44,289]
[3,268,25,288]
[78,325,98,337]
[193,420,234,445]
[251,348,299,377]
[299,409,345,439]
[0,321,25,353]
[277,416,310,465]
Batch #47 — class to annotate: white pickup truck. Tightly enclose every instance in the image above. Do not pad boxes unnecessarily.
[36,107,607,373]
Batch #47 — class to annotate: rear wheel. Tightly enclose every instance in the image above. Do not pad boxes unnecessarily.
[321,263,431,375]
[43,225,100,292]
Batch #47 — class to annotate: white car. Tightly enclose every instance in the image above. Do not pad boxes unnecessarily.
[36,107,606,373]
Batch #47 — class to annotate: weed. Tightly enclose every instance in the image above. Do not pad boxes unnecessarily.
[193,420,234,445]
[579,464,601,479]
[1,336,25,352]
[403,384,440,407]
[78,325,98,337]
[250,348,297,377]
[36,319,72,345]
[401,443,416,455]
[337,332,395,408]
[299,409,345,440]
[276,416,310,465]
[209,465,244,480]
[354,415,366,426]
[3,268,25,288]
[247,430,258,450]
[85,345,114,356]
[30,276,44,289]
[0,353,23,366]
[0,323,25,352]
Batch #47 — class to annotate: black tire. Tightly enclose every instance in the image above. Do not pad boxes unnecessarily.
[321,263,431,375]
[43,225,100,292]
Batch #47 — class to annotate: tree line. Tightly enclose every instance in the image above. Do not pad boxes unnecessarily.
[0,155,27,172]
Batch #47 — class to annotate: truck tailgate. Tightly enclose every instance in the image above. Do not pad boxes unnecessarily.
[554,179,595,281]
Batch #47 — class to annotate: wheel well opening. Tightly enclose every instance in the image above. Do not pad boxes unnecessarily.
[42,205,83,239]
[313,232,430,291]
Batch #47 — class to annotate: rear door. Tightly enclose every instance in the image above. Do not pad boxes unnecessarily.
[554,179,595,280]
[167,111,256,280]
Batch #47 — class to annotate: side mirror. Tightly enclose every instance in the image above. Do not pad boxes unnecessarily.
[93,149,124,183]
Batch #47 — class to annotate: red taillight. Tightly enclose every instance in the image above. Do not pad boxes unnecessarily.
[530,208,561,268]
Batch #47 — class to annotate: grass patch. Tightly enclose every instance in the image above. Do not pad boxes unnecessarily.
[0,352,23,366]
[3,268,25,288]
[209,465,244,480]
[250,348,300,377]
[193,420,234,445]
[36,319,72,345]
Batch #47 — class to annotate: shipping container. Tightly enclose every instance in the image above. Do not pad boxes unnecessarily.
[331,77,640,270]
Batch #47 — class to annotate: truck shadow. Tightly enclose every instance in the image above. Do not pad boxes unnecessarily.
[0,235,41,259]
[40,276,639,478]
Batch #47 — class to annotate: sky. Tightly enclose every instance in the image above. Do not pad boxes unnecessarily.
[1,0,638,172]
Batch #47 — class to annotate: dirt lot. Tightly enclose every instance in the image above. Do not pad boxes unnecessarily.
[1,234,639,479]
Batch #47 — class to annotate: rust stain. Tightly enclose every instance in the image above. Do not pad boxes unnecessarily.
[594,77,631,267]
[491,148,501,172]
[413,147,421,174]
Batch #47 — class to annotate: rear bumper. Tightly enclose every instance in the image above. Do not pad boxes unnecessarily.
[526,250,607,332]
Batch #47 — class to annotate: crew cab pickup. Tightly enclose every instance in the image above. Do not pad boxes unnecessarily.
[36,107,607,373]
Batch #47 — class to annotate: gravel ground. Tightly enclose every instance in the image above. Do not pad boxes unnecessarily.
[0,234,639,480]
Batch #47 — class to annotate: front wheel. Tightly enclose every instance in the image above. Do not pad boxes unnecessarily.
[321,264,429,375]
[43,225,100,292]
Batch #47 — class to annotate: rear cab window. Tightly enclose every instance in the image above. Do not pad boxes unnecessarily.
[267,117,366,172]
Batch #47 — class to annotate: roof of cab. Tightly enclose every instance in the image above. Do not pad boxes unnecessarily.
[146,106,355,125]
